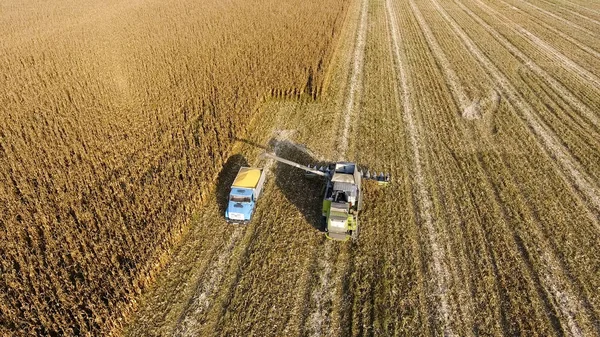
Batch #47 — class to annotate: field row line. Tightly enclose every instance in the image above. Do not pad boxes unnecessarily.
[385,0,455,335]
[409,0,516,330]
[349,0,429,331]
[408,0,472,117]
[496,0,600,59]
[456,0,600,131]
[410,0,593,330]
[450,0,600,216]
[408,0,486,332]
[308,0,369,334]
[534,0,600,26]
[465,0,600,89]
[559,0,600,16]
[518,28,600,87]
[172,227,243,337]
[506,0,597,36]
[337,0,368,161]
[429,0,594,334]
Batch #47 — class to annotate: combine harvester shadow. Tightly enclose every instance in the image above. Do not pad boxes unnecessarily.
[267,139,327,233]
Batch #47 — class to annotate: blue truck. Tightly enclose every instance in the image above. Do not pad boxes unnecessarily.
[225,167,267,224]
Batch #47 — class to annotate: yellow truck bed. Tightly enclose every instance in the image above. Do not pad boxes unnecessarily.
[232,167,262,188]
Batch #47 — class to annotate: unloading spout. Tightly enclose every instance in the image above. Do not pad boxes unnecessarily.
[261,152,328,177]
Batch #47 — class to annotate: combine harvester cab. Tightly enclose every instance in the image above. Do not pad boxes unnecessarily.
[225,167,266,224]
[322,163,362,241]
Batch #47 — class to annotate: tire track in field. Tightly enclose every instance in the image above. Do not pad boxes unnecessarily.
[455,0,600,130]
[540,252,584,337]
[535,0,600,26]
[430,0,596,333]
[173,228,243,337]
[282,248,319,336]
[385,0,455,335]
[337,0,368,160]
[477,151,588,336]
[559,0,600,16]
[495,0,600,59]
[491,143,595,335]
[408,0,473,118]
[307,241,335,337]
[409,0,481,332]
[505,0,597,36]
[306,0,368,334]
[170,128,291,336]
[124,207,233,337]
[498,149,596,336]
[518,29,600,87]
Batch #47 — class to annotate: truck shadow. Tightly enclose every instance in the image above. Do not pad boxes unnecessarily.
[216,154,249,215]
[267,139,328,232]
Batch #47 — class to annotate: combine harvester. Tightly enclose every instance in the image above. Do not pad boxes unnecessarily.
[225,151,389,241]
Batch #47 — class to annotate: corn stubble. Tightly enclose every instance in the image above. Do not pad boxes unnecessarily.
[348,0,600,335]
[0,0,348,335]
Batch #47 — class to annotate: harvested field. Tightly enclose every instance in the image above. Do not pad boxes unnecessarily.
[1,0,599,335]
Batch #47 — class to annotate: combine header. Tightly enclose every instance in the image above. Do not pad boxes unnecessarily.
[261,152,389,241]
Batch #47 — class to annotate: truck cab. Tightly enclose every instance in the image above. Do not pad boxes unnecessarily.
[225,167,266,224]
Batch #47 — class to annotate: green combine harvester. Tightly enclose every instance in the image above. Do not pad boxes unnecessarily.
[261,153,390,241]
